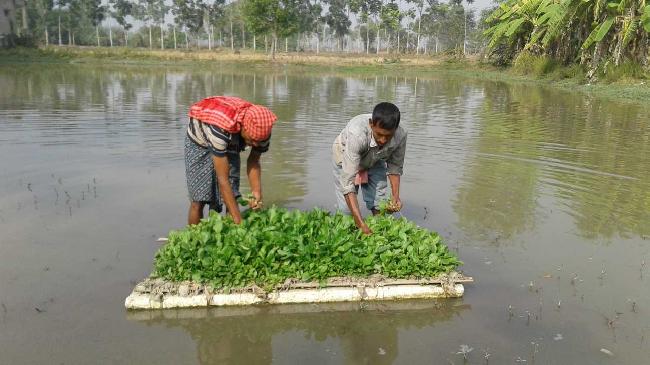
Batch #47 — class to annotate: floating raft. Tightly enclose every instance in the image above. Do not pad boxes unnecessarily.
[125,272,473,310]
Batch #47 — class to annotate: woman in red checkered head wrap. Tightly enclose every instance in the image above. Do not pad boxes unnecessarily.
[185,96,277,225]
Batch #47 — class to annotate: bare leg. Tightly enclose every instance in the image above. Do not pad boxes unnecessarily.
[188,201,206,225]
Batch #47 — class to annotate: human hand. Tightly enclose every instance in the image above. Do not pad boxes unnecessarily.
[249,191,263,210]
[359,223,373,235]
[388,197,402,213]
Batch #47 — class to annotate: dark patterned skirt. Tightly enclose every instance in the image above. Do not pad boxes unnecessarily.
[184,134,241,211]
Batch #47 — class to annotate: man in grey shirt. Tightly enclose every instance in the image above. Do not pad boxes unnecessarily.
[332,102,407,234]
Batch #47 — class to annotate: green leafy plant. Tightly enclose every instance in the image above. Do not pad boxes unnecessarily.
[237,193,256,206]
[153,207,462,291]
[378,199,400,214]
[484,0,650,76]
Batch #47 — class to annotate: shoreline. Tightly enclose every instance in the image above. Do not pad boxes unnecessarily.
[2,46,648,103]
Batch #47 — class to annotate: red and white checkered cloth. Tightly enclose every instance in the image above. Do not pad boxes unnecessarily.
[188,96,277,141]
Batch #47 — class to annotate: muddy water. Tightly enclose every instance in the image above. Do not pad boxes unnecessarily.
[0,63,648,364]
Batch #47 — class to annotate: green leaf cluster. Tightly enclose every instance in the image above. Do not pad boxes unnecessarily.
[153,207,462,290]
[484,0,650,71]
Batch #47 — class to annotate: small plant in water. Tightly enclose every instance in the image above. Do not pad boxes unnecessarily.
[483,348,491,364]
[456,344,473,361]
[641,260,645,280]
[530,341,539,364]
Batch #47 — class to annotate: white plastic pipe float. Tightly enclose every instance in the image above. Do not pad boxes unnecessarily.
[125,273,473,310]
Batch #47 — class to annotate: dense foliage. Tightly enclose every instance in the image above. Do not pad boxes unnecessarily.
[154,207,461,290]
[484,0,650,71]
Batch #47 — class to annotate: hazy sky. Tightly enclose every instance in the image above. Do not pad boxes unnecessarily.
[471,0,496,10]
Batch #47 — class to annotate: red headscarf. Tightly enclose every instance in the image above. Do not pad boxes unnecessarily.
[188,96,277,141]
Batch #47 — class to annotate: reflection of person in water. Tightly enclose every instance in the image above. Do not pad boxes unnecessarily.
[132,301,469,365]
[193,323,273,364]
[339,311,399,365]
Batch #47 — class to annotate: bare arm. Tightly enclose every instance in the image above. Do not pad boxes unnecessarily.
[386,131,406,212]
[212,155,241,224]
[338,133,373,233]
[345,193,372,234]
[246,150,263,209]
[388,174,402,211]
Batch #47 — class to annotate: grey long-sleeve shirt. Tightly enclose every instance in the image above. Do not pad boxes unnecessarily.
[332,113,407,195]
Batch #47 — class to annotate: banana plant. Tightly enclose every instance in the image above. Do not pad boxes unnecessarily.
[484,0,650,73]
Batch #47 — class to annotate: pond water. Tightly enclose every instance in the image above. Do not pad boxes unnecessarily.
[0,62,648,364]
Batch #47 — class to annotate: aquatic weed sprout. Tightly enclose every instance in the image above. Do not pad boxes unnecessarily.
[154,207,462,290]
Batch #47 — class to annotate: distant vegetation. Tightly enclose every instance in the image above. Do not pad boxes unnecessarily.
[14,0,485,57]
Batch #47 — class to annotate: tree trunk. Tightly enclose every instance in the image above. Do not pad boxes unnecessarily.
[149,26,152,49]
[58,16,62,46]
[45,28,49,45]
[357,27,361,53]
[72,32,75,45]
[366,26,369,54]
[185,31,189,49]
[160,22,164,49]
[416,18,421,55]
[173,27,177,49]
[96,26,100,47]
[463,7,467,55]
[208,26,212,50]
[397,31,400,54]
[109,26,113,47]
[242,25,245,49]
[316,32,320,54]
[406,31,410,53]
[271,33,276,59]
[387,33,391,53]
[285,37,288,52]
[376,27,380,54]
[21,5,27,33]
[124,30,128,47]
[230,19,234,51]
[264,35,267,53]
[253,34,256,51]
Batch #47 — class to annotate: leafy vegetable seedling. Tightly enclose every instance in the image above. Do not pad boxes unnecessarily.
[378,199,400,214]
[154,207,461,291]
[237,193,256,206]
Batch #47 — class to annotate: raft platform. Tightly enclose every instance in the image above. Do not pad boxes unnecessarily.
[125,272,473,310]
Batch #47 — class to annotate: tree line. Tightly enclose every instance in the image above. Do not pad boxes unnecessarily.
[17,0,484,57]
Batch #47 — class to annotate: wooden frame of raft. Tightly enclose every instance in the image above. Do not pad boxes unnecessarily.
[125,273,473,310]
